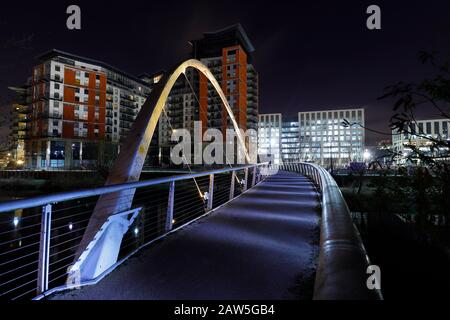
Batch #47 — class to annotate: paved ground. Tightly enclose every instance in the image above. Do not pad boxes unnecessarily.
[51,171,321,300]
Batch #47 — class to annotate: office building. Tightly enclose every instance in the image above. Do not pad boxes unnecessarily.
[259,108,366,167]
[298,108,365,168]
[392,118,450,164]
[258,113,282,164]
[281,117,300,163]
[258,114,300,163]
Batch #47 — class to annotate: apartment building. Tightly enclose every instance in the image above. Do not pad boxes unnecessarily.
[158,24,259,164]
[9,82,32,166]
[10,50,153,169]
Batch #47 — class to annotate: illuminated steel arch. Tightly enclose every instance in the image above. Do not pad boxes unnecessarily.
[71,59,251,281]
[107,58,251,187]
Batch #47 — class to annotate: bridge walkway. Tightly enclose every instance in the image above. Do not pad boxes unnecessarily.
[51,171,321,300]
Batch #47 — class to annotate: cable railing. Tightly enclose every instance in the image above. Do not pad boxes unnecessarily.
[0,163,269,300]
[278,162,383,300]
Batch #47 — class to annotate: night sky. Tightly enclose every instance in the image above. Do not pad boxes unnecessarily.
[1,0,450,144]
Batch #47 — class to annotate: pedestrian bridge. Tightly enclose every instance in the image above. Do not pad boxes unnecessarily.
[0,163,382,300]
[0,59,381,300]
[51,171,320,300]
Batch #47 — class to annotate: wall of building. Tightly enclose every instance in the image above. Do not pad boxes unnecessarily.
[258,108,366,167]
[258,113,282,164]
[16,51,151,169]
[299,108,365,168]
[392,118,450,164]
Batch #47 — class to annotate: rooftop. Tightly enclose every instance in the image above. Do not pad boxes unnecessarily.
[37,49,151,87]
[190,23,255,60]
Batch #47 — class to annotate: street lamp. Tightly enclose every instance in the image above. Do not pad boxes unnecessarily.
[363,149,371,162]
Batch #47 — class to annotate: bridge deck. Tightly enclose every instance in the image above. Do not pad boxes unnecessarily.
[51,171,321,300]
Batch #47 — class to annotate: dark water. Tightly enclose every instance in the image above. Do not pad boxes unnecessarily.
[352,212,450,299]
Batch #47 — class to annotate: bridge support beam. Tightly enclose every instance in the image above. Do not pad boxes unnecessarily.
[67,208,141,284]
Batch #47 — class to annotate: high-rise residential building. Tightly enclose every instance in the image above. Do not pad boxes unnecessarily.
[158,24,259,164]
[8,82,32,166]
[298,108,365,168]
[258,113,282,164]
[10,50,154,169]
[392,118,450,164]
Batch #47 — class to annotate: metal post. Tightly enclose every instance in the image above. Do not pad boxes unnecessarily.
[207,174,214,211]
[243,168,248,191]
[165,181,175,232]
[229,171,235,200]
[252,166,257,187]
[37,204,52,294]
[256,167,261,184]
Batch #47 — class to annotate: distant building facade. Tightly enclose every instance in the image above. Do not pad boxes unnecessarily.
[10,50,154,169]
[281,117,300,163]
[258,113,282,164]
[392,118,450,164]
[258,108,365,167]
[298,108,365,168]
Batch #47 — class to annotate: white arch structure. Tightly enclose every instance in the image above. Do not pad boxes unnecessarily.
[70,59,252,282]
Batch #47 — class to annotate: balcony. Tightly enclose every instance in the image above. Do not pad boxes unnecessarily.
[120,107,137,116]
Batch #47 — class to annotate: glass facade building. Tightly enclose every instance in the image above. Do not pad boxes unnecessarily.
[298,108,365,168]
[257,113,282,164]
[281,118,300,163]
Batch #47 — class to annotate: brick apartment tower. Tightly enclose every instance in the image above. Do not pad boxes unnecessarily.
[158,24,259,164]
[11,50,153,169]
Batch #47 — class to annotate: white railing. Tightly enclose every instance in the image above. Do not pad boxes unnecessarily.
[0,163,269,300]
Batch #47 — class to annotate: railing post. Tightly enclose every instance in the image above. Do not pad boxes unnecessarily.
[165,181,175,232]
[256,167,261,184]
[243,168,248,191]
[207,174,214,210]
[37,203,52,294]
[252,166,257,187]
[229,171,235,200]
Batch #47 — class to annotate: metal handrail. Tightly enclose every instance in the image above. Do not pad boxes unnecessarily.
[279,162,383,300]
[0,164,267,214]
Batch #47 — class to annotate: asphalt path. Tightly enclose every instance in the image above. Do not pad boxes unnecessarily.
[51,171,320,300]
